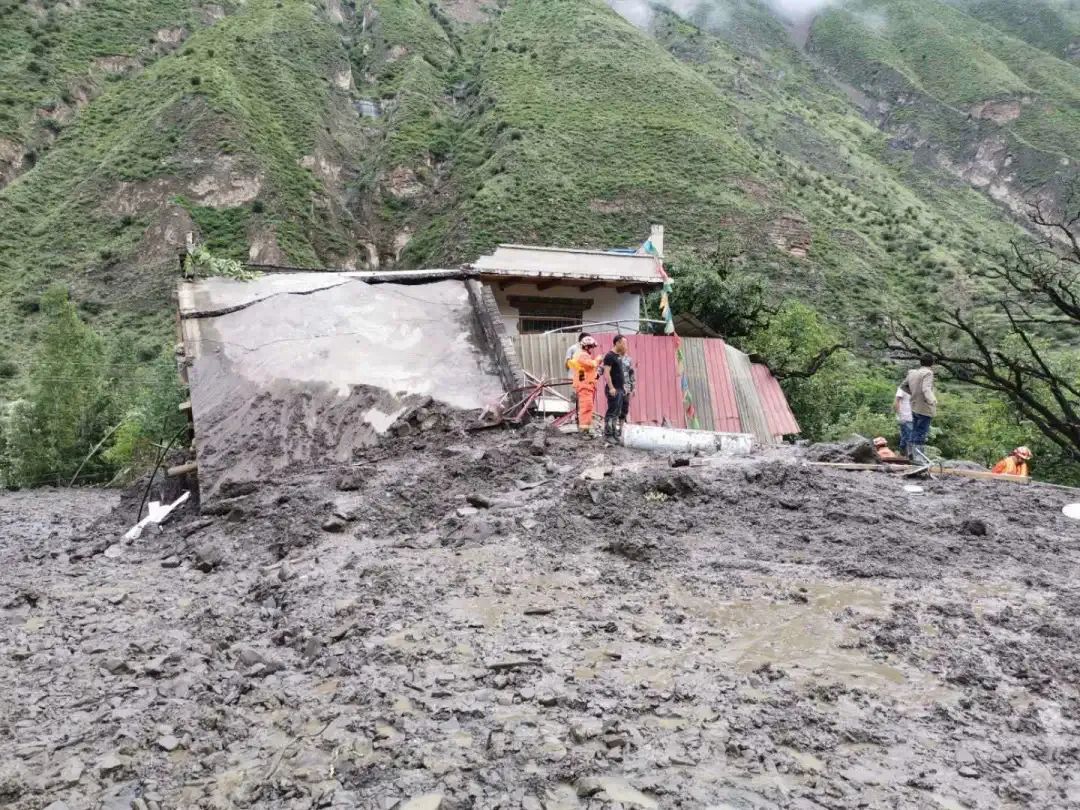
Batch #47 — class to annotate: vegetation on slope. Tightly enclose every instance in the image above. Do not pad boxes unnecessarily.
[810,0,1080,200]
[0,0,1076,483]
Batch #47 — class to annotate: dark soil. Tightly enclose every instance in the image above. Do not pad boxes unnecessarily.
[2,419,1079,809]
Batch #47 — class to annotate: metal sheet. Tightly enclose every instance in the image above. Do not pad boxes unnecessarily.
[725,344,775,445]
[701,339,743,434]
[751,364,801,437]
[680,338,716,431]
[514,333,796,440]
[513,333,578,386]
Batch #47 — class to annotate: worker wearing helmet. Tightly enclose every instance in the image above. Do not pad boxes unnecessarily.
[568,336,600,436]
[991,446,1032,477]
[873,437,897,460]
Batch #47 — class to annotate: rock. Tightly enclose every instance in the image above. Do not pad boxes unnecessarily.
[103,544,123,558]
[43,803,71,810]
[322,516,347,533]
[959,519,989,537]
[96,752,126,777]
[959,765,979,778]
[234,645,284,675]
[806,436,878,465]
[102,656,129,674]
[575,777,657,808]
[466,494,492,509]
[59,757,85,785]
[156,735,181,752]
[336,469,365,491]
[194,543,224,572]
[160,556,181,569]
[570,719,603,743]
[400,794,443,810]
[529,433,548,456]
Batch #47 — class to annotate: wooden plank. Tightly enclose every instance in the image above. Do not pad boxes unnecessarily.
[167,461,198,477]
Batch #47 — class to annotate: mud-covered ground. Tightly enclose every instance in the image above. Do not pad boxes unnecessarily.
[2,415,1080,810]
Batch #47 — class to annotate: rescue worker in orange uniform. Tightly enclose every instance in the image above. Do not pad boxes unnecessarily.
[873,437,897,460]
[568,336,600,436]
[991,446,1032,477]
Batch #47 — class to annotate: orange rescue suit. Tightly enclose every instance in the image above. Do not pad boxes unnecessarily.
[991,456,1029,477]
[569,349,599,432]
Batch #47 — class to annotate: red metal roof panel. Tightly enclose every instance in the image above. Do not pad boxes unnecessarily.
[751,364,801,437]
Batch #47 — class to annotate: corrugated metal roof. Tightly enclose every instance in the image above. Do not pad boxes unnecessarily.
[751,364,801,437]
[515,334,800,443]
[470,245,665,285]
[725,344,774,444]
[682,338,717,432]
[701,339,743,434]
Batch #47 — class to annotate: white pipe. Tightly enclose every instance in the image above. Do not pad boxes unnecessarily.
[621,424,754,455]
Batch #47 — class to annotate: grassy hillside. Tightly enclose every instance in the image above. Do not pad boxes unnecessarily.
[810,0,1080,206]
[0,0,366,380]
[0,0,1074,398]
[948,0,1080,61]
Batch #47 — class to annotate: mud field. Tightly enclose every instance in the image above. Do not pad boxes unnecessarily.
[2,413,1080,810]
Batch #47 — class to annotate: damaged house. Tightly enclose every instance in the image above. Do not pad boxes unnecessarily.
[177,228,798,499]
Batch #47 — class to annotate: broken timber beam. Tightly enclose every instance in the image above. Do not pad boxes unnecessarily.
[167,461,198,478]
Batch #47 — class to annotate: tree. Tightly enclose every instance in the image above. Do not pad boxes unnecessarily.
[889,191,1080,462]
[5,286,113,486]
[658,250,769,340]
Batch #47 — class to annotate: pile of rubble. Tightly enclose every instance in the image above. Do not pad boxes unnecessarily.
[2,417,1079,809]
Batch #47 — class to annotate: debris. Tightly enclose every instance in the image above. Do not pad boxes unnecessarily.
[156,735,180,752]
[466,494,493,509]
[193,543,224,572]
[903,484,925,494]
[160,555,181,569]
[806,436,879,465]
[336,469,365,491]
[59,757,85,785]
[959,519,989,537]
[580,465,613,481]
[524,607,555,615]
[486,659,541,671]
[321,516,347,533]
[1064,503,1080,520]
[124,491,191,540]
[400,795,444,810]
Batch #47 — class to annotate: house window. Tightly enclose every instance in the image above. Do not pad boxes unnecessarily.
[508,295,593,334]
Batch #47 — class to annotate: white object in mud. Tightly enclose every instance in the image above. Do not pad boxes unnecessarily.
[903,485,925,494]
[621,423,754,456]
[124,491,191,540]
[1063,503,1080,520]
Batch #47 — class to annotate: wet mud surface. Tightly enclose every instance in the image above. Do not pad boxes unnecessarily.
[2,418,1080,809]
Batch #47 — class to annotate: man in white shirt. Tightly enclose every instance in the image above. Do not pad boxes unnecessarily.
[894,384,914,457]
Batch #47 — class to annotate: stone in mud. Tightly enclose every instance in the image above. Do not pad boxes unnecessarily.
[156,735,181,752]
[59,757,85,785]
[96,752,126,777]
[336,468,365,491]
[322,516,348,533]
[806,435,878,464]
[400,794,443,810]
[466,493,493,509]
[43,803,71,810]
[193,543,224,572]
[959,518,989,537]
[160,555,181,569]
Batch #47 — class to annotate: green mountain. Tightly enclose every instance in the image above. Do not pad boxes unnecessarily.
[0,0,1075,393]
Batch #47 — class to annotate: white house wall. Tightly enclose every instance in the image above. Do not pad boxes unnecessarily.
[490,283,642,337]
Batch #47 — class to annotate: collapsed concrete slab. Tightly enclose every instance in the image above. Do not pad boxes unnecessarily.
[178,274,504,499]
